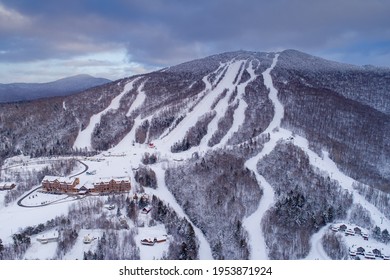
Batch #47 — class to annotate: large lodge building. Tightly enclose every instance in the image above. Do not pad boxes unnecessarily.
[42,176,79,193]
[42,176,131,194]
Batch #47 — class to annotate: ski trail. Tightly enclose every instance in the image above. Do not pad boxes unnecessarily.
[160,60,245,150]
[198,62,245,150]
[305,225,331,260]
[243,53,282,259]
[148,164,214,260]
[262,54,283,131]
[126,80,146,117]
[218,61,257,147]
[289,131,390,229]
[241,53,344,259]
[112,82,148,152]
[73,78,139,150]
[158,62,229,144]
[286,130,390,258]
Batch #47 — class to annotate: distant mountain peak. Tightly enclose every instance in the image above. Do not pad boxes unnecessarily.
[0,74,112,103]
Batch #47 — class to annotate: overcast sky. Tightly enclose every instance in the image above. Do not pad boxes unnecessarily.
[1,0,389,83]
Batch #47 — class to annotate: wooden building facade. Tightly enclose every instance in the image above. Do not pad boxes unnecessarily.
[42,176,79,193]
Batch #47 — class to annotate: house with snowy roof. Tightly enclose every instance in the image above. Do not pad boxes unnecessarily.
[0,182,16,191]
[36,231,59,244]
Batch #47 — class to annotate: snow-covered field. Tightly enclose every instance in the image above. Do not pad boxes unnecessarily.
[24,229,59,260]
[135,224,169,260]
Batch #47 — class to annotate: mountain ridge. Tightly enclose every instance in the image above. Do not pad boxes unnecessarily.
[0,74,111,103]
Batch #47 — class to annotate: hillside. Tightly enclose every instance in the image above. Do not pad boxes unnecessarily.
[0,74,111,103]
[0,50,389,260]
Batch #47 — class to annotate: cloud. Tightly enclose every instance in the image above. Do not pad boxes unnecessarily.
[0,0,389,82]
[0,3,31,32]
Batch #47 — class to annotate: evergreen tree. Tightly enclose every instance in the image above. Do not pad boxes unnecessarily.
[382,229,389,244]
[0,238,4,259]
[373,226,382,241]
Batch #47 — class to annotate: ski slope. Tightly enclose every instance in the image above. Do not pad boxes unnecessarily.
[73,78,139,150]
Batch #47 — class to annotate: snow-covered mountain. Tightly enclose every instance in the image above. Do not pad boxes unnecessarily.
[0,74,111,103]
[0,50,389,260]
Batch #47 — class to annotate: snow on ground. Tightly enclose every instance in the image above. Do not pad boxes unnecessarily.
[344,234,390,259]
[307,222,390,260]
[63,229,103,260]
[24,229,60,260]
[243,54,283,260]
[0,190,9,210]
[288,131,390,232]
[73,78,139,150]
[218,61,257,147]
[160,60,245,150]
[135,224,169,260]
[2,154,31,167]
[0,195,71,244]
[305,224,332,260]
[146,164,213,259]
[125,81,146,117]
[21,191,71,207]
[242,52,389,260]
[113,81,151,153]
[1,53,388,261]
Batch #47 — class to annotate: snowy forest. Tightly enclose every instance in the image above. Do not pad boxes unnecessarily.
[0,49,389,260]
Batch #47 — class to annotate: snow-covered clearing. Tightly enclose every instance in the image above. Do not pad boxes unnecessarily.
[135,224,169,260]
[20,191,71,207]
[0,193,71,244]
[63,229,103,260]
[24,229,60,260]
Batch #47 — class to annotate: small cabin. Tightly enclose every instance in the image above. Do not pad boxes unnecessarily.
[345,228,355,236]
[140,236,167,246]
[0,182,16,191]
[155,235,167,243]
[349,249,357,257]
[141,238,155,246]
[36,232,59,244]
[83,235,94,244]
[364,252,376,259]
[330,225,339,232]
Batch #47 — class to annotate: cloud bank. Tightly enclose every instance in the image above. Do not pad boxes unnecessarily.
[0,0,389,82]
